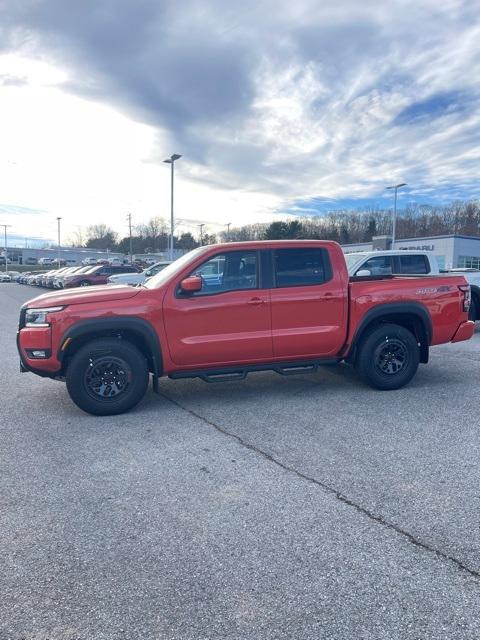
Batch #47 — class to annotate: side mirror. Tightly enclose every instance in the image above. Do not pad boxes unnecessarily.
[180,275,203,293]
[356,269,371,277]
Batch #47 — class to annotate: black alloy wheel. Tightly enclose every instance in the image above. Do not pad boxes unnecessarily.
[66,338,149,415]
[355,323,419,390]
[373,338,409,376]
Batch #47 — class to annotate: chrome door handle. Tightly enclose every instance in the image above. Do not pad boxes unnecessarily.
[247,297,265,305]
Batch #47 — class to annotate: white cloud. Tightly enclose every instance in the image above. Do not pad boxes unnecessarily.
[0,0,479,243]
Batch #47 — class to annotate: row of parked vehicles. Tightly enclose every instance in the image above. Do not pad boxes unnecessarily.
[15,260,172,289]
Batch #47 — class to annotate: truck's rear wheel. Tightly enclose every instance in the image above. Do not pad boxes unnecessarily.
[355,323,419,390]
[468,296,478,322]
[66,338,149,415]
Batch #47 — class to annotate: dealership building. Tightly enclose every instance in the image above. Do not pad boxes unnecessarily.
[341,234,480,270]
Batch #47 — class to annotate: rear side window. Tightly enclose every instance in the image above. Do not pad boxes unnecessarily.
[274,248,331,287]
[397,255,430,274]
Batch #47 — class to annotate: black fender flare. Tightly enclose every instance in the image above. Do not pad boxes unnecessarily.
[58,316,163,377]
[348,302,432,363]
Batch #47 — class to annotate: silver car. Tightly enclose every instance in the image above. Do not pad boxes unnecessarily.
[107,261,172,286]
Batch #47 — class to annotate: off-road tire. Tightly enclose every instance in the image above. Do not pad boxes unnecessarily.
[355,323,420,390]
[66,338,149,415]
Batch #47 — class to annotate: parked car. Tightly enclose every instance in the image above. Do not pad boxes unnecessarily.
[25,257,38,265]
[39,270,58,287]
[26,271,48,285]
[38,257,55,266]
[53,266,86,288]
[107,261,172,286]
[81,257,100,266]
[18,240,474,416]
[0,256,12,265]
[44,268,71,288]
[5,270,21,281]
[19,272,36,284]
[63,264,140,288]
[0,273,12,282]
[344,250,440,277]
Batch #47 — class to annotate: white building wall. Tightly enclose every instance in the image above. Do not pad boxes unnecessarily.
[452,237,480,268]
[392,237,455,269]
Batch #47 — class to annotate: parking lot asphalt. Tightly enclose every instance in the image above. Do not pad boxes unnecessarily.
[1,283,480,640]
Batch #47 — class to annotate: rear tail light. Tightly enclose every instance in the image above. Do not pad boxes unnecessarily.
[459,285,471,313]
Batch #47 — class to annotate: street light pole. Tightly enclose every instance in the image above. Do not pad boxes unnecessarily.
[1,224,11,273]
[198,223,205,246]
[56,217,62,266]
[126,213,133,264]
[163,154,182,261]
[225,222,231,241]
[386,183,407,249]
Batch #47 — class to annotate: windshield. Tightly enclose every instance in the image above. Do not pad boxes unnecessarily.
[144,247,209,289]
[344,253,364,272]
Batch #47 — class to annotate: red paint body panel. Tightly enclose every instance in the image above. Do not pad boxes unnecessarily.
[451,320,475,343]
[163,289,273,366]
[17,240,474,378]
[269,247,348,358]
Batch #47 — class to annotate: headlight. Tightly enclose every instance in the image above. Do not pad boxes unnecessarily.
[25,306,64,327]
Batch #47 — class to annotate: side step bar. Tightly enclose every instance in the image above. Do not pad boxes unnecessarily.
[169,358,340,383]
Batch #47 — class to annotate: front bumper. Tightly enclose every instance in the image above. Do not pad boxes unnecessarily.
[17,323,62,378]
[451,320,475,343]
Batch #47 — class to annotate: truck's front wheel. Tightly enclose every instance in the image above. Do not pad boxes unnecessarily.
[355,323,420,390]
[66,338,149,415]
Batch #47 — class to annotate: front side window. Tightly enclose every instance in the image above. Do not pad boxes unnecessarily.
[398,255,429,274]
[358,256,393,276]
[274,248,330,287]
[190,251,257,295]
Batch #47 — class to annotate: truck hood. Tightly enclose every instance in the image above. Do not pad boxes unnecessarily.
[24,284,142,308]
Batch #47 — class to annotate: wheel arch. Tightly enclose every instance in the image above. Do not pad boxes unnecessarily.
[58,317,163,377]
[347,302,432,365]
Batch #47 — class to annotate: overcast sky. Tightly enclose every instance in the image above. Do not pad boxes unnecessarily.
[0,0,479,244]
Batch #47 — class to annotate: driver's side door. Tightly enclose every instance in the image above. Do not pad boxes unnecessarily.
[163,249,273,367]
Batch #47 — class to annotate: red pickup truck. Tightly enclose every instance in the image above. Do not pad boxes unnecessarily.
[17,240,474,415]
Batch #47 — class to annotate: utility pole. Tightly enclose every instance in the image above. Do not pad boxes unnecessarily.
[386,183,407,249]
[126,213,133,264]
[56,217,62,266]
[225,222,231,241]
[198,223,205,246]
[0,224,12,273]
[163,153,182,261]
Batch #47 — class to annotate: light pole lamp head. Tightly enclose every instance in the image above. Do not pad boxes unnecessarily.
[387,183,407,190]
[163,153,182,164]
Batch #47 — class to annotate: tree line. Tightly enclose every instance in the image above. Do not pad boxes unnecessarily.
[66,200,480,253]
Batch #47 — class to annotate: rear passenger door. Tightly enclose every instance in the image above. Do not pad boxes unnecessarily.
[270,247,347,358]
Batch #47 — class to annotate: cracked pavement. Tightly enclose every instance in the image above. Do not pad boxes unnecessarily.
[1,284,480,640]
